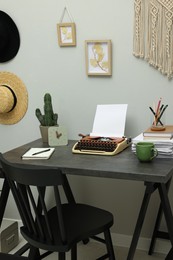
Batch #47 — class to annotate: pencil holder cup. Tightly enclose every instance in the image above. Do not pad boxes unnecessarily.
[150,111,166,131]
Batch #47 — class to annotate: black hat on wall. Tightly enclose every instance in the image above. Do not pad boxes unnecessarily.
[0,10,20,62]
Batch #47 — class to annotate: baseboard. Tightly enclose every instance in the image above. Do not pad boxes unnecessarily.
[111,232,171,255]
[4,218,171,255]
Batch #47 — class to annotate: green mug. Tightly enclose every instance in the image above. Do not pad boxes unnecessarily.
[136,142,158,162]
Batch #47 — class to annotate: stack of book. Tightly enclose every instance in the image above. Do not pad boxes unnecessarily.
[132,125,173,158]
[143,125,173,140]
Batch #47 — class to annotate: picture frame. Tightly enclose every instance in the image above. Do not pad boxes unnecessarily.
[85,40,112,76]
[57,23,76,47]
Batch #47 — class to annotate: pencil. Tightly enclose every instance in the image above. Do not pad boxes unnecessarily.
[149,107,163,126]
[156,98,162,116]
[157,104,168,123]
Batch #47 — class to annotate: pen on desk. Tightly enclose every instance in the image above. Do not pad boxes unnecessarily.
[32,149,51,156]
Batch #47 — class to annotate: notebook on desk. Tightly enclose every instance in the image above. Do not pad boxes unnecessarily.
[72,104,130,155]
[22,148,55,160]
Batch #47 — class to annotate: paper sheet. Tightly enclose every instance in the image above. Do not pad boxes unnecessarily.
[90,104,128,137]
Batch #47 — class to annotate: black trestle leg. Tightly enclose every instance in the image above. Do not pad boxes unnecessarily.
[158,183,173,260]
[71,244,77,260]
[148,179,171,255]
[127,183,155,260]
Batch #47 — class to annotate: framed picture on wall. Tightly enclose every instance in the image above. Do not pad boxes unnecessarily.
[85,40,112,76]
[57,23,76,46]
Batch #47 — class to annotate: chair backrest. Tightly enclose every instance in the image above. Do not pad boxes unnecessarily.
[0,153,75,246]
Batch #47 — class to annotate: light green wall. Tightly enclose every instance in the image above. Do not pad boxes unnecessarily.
[1,0,173,238]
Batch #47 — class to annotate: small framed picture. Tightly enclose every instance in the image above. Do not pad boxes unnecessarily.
[57,23,76,46]
[85,40,112,76]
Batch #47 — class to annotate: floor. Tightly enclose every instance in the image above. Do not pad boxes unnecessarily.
[44,243,166,260]
[12,238,166,260]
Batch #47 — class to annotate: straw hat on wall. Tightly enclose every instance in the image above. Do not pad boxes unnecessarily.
[0,71,28,124]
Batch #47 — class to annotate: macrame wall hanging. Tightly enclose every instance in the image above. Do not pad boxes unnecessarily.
[133,0,173,79]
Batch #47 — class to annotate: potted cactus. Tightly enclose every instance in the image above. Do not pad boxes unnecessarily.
[35,93,58,142]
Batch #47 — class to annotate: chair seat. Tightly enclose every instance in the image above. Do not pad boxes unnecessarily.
[21,203,113,252]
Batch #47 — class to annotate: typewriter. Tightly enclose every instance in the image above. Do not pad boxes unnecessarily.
[72,134,131,156]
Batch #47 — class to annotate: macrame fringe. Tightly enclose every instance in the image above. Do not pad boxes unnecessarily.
[133,0,173,79]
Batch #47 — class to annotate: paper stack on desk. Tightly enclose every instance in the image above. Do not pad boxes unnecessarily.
[132,133,173,158]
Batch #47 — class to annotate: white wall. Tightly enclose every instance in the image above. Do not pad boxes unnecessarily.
[1,0,173,238]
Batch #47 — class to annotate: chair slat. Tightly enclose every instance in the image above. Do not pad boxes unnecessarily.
[37,187,53,241]
[54,186,67,243]
[26,185,45,239]
[9,181,33,233]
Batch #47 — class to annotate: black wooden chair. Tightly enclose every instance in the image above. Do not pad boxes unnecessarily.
[0,154,116,260]
[0,253,27,259]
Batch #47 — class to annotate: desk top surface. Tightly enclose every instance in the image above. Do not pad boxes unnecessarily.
[2,139,173,183]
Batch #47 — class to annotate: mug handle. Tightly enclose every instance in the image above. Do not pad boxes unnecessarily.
[151,148,158,160]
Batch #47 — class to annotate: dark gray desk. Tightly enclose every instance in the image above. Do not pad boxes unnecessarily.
[2,139,173,260]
